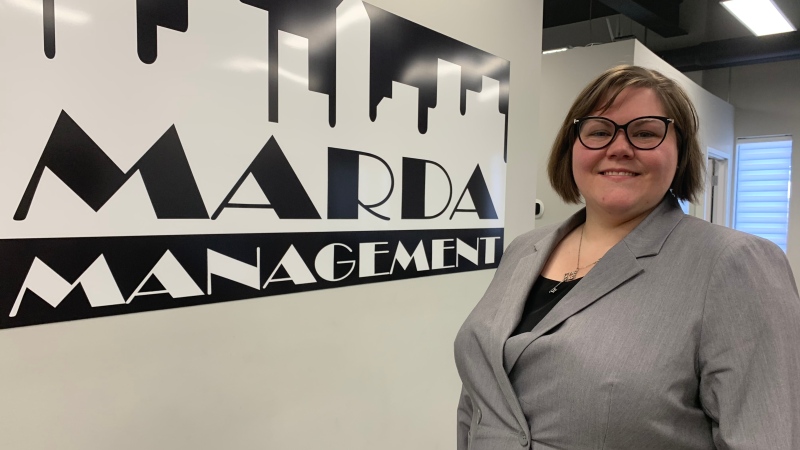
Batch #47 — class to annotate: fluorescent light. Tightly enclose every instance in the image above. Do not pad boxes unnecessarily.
[721,0,796,36]
[542,47,570,55]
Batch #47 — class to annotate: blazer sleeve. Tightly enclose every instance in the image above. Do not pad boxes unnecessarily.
[456,385,473,450]
[698,235,800,449]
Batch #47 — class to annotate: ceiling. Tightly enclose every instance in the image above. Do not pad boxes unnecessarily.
[542,0,800,72]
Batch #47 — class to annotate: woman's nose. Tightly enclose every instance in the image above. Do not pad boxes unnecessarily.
[605,129,635,158]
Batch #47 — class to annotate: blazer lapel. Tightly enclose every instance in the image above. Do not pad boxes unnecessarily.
[487,210,587,425]
[528,242,642,340]
[491,209,588,350]
[503,195,686,374]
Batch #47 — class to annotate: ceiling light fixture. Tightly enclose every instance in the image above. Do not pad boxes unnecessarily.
[720,0,796,36]
[542,47,571,55]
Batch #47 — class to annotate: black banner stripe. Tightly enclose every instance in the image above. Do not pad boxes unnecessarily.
[0,228,502,329]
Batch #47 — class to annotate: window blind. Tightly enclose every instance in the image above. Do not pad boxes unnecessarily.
[733,139,792,252]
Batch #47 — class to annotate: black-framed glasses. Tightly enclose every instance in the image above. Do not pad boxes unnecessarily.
[573,116,674,150]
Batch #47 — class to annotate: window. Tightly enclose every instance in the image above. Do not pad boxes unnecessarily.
[733,137,792,252]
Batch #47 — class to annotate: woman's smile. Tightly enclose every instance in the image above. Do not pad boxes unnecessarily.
[598,170,639,177]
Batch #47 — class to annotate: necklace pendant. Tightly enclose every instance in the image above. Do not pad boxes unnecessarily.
[550,269,579,294]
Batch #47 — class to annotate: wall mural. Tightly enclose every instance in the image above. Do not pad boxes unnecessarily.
[0,0,510,329]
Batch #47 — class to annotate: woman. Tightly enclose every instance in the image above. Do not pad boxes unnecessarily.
[454,65,800,450]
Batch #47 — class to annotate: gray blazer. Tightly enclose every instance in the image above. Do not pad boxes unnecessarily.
[455,195,800,450]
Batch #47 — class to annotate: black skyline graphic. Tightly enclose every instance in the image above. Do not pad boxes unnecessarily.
[43,0,55,58]
[363,3,510,146]
[241,0,341,126]
[40,0,510,155]
[136,0,189,64]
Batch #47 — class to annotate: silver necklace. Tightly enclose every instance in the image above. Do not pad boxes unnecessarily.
[549,225,599,294]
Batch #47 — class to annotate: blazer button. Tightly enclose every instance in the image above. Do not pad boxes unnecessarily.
[476,408,482,424]
[518,432,528,447]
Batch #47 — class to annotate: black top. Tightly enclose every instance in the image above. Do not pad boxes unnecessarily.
[511,275,581,336]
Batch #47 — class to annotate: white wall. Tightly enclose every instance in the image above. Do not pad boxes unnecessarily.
[694,59,800,284]
[535,40,735,228]
[0,2,542,450]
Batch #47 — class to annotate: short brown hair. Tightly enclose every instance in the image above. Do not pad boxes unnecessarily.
[547,65,703,204]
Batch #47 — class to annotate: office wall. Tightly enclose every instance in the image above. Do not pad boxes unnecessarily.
[0,2,542,450]
[695,59,800,283]
[535,40,734,228]
[632,41,735,164]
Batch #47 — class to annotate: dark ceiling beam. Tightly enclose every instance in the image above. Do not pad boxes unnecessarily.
[657,32,800,71]
[597,0,687,37]
[543,0,618,28]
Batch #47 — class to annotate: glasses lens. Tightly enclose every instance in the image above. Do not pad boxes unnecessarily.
[627,117,667,150]
[578,118,615,149]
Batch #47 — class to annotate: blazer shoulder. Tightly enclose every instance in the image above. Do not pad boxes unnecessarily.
[676,215,796,292]
[677,215,784,254]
